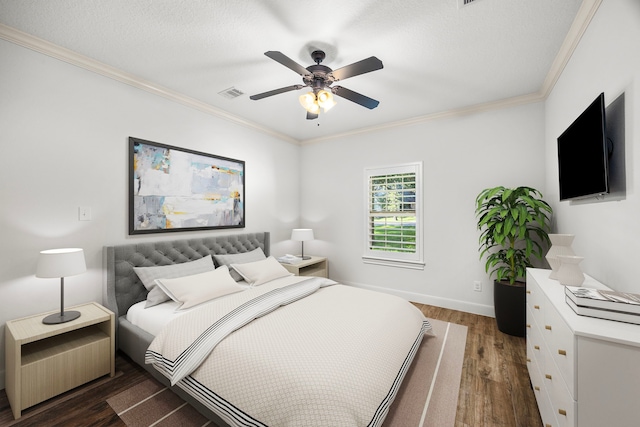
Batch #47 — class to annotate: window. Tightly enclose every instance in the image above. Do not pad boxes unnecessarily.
[363,162,424,269]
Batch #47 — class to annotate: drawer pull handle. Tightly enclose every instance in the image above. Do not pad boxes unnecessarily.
[534,345,540,350]
[534,305,540,310]
[546,424,552,427]
[526,324,531,328]
[545,374,552,380]
[526,358,531,362]
[526,290,531,294]
[545,325,552,330]
[558,349,567,356]
[559,409,567,416]
[534,386,540,391]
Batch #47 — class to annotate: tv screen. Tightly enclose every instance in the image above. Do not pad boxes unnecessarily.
[557,93,609,201]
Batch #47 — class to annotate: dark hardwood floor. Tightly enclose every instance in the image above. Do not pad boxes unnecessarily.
[412,303,542,427]
[0,305,541,427]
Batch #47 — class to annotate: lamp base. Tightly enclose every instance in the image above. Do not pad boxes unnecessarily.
[301,256,311,260]
[43,310,81,325]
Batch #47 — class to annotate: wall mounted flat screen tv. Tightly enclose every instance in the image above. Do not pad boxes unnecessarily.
[557,93,609,201]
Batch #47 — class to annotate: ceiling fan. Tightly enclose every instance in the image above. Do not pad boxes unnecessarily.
[249,50,383,120]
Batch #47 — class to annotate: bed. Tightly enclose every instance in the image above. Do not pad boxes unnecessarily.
[104,232,432,427]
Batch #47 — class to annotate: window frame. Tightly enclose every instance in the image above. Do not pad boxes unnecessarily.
[362,162,424,270]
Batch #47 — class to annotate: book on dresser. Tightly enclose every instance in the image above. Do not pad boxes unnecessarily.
[565,297,640,325]
[565,285,640,314]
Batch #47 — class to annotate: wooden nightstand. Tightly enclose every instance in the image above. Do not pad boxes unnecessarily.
[4,302,115,419]
[281,256,328,278]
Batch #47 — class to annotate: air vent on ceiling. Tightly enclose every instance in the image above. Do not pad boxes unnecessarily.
[458,0,484,8]
[218,87,244,100]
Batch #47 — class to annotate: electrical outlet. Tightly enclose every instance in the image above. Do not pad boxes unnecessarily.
[473,280,482,292]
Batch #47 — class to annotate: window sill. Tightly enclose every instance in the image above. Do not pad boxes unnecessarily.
[362,256,425,270]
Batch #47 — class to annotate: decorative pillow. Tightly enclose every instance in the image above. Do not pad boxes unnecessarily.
[231,256,292,287]
[154,266,244,310]
[213,248,266,281]
[133,255,215,308]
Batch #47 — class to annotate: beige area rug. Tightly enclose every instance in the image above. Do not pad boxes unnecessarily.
[383,318,467,427]
[107,318,467,427]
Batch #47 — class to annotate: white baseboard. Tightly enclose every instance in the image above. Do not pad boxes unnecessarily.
[340,279,495,318]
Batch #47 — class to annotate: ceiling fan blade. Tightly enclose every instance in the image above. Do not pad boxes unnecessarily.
[306,112,318,120]
[330,57,383,82]
[264,51,312,76]
[250,85,304,100]
[332,86,380,109]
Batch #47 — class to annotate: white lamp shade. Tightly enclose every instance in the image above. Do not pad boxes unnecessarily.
[291,229,314,242]
[36,248,86,278]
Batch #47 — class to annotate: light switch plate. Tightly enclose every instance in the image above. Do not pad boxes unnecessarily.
[79,206,92,221]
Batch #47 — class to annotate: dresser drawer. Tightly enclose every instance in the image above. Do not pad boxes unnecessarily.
[543,300,576,398]
[527,344,556,427]
[529,290,546,330]
[542,350,576,427]
[527,340,543,402]
[526,279,538,309]
[527,278,544,314]
[527,305,545,371]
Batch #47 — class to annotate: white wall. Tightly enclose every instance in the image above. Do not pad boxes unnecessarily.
[544,0,640,291]
[3,0,637,393]
[300,102,547,316]
[0,39,301,387]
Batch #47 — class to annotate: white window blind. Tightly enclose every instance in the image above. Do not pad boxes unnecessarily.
[363,162,424,269]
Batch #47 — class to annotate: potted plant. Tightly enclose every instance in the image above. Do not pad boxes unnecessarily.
[475,186,552,336]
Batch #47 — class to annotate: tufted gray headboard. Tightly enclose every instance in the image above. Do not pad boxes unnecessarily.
[103,232,270,322]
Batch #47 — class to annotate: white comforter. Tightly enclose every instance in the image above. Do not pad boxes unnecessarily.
[145,276,431,427]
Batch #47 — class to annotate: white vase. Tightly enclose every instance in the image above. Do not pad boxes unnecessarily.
[556,255,585,286]
[546,234,575,280]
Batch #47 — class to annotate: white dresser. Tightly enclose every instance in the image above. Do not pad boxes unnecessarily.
[526,268,640,427]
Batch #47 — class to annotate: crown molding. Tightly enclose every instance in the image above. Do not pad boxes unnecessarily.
[1,0,601,147]
[300,91,545,145]
[540,0,603,97]
[0,24,299,145]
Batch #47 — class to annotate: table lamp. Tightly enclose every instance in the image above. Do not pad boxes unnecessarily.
[291,229,314,260]
[36,248,86,324]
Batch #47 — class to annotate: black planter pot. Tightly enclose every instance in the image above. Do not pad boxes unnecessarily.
[493,280,526,337]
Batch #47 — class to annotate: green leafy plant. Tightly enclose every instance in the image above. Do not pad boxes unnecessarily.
[475,186,552,285]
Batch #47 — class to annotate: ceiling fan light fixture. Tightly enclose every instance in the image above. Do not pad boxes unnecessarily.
[307,102,320,114]
[299,90,336,114]
[317,90,336,112]
[299,92,322,114]
[299,92,315,111]
[299,92,320,114]
[252,50,382,119]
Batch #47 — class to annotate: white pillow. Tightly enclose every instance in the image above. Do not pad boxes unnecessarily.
[154,265,244,310]
[133,255,215,308]
[213,248,267,281]
[231,256,292,287]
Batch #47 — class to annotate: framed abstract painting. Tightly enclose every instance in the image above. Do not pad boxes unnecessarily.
[129,137,245,234]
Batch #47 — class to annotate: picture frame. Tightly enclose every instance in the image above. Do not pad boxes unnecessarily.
[129,137,245,234]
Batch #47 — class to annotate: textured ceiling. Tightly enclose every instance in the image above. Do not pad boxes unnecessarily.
[0,0,586,143]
